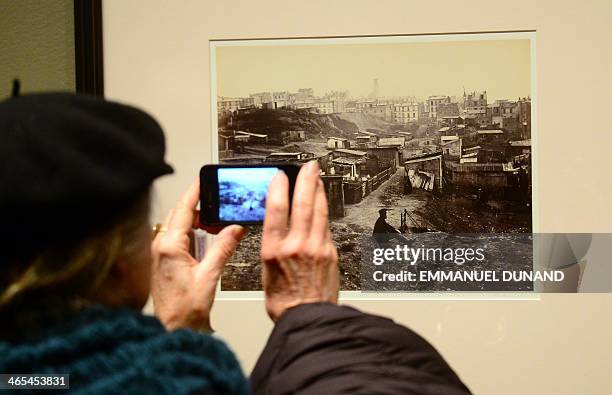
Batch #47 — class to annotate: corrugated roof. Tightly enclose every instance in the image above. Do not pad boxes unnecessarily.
[477,129,504,134]
[327,136,348,141]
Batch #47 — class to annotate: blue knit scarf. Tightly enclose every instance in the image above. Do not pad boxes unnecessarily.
[0,306,250,395]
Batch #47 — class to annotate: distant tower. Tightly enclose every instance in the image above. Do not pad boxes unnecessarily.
[369,78,379,99]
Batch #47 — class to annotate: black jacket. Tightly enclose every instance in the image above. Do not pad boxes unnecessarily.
[251,303,471,395]
[373,217,399,234]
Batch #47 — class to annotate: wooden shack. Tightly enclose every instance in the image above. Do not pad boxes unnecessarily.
[367,146,401,169]
[444,162,515,198]
[327,136,350,149]
[404,151,443,192]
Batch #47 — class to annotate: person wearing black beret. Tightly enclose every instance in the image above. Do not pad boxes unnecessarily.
[0,92,470,394]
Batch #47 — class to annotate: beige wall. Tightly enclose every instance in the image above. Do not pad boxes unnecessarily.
[102,1,612,393]
[0,0,75,98]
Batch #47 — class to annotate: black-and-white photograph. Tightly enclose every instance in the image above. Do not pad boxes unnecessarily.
[211,32,535,292]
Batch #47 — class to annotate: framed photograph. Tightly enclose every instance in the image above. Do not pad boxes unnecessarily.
[210,31,537,298]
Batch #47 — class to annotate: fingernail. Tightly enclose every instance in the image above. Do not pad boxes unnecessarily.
[232,225,246,237]
[271,171,286,186]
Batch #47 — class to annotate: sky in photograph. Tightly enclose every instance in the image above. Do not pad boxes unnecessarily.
[215,38,531,102]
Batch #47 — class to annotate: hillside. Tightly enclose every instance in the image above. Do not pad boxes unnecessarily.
[226,108,398,138]
[333,112,393,132]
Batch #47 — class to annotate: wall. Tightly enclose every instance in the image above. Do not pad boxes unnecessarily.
[0,0,75,98]
[102,1,612,393]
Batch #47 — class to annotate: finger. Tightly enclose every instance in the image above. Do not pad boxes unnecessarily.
[194,209,226,233]
[152,208,175,244]
[309,179,329,246]
[167,179,200,235]
[201,225,246,275]
[262,170,289,253]
[289,161,320,238]
[325,224,333,244]
[162,208,174,229]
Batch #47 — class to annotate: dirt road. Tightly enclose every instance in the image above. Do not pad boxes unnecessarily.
[221,167,531,291]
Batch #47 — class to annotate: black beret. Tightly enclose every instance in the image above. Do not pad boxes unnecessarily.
[0,93,173,261]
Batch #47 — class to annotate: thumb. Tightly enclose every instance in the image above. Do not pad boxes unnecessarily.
[201,225,246,276]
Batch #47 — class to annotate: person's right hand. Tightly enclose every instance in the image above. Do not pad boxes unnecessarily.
[261,161,339,322]
[151,181,245,332]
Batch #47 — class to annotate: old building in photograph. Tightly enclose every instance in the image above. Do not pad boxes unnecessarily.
[464,91,489,126]
[327,136,350,149]
[427,95,451,119]
[213,33,534,291]
[393,102,419,123]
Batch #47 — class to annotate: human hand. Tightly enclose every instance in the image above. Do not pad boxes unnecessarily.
[151,181,245,331]
[261,161,339,322]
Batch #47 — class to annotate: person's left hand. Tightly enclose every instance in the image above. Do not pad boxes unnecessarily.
[150,180,245,332]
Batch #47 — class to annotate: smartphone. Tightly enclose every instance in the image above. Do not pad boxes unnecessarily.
[200,164,300,226]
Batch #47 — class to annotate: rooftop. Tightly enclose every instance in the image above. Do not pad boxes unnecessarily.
[378,137,406,146]
[236,131,268,138]
[334,148,367,156]
[447,162,505,172]
[441,136,459,143]
[332,157,361,165]
[463,145,481,151]
[477,129,504,135]
[509,139,531,147]
[268,152,303,156]
[404,151,443,163]
[368,146,399,150]
[328,136,348,141]
[358,131,377,136]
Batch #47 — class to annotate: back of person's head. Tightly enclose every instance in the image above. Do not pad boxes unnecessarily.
[0,93,173,334]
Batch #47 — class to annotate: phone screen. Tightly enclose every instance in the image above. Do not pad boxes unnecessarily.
[217,167,279,222]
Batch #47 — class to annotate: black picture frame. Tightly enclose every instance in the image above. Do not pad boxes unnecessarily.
[74,0,104,97]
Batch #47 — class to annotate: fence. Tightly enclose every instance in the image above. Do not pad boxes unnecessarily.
[343,166,396,204]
